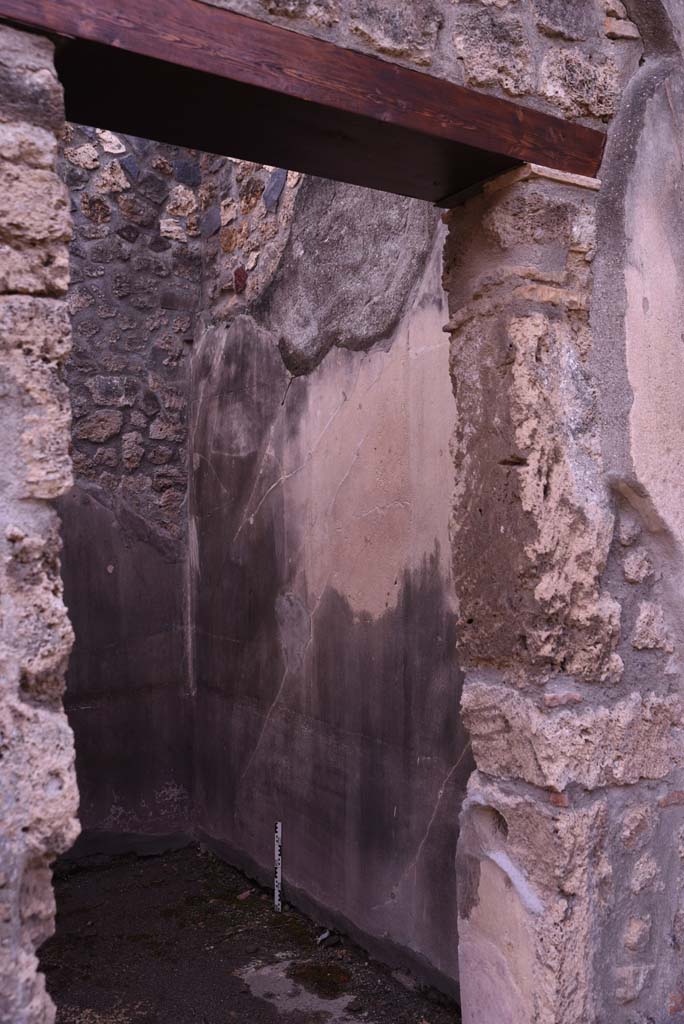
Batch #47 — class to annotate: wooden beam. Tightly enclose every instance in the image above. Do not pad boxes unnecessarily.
[0,0,606,203]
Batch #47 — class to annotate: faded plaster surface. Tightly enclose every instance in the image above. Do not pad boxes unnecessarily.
[0,24,78,1024]
[191,192,471,992]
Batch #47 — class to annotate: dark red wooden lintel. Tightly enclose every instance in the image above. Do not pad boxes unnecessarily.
[0,0,606,204]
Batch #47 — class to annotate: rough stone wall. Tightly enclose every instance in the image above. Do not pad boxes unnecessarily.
[189,161,471,990]
[441,2,684,1022]
[0,24,78,1024]
[201,0,639,119]
[57,128,202,843]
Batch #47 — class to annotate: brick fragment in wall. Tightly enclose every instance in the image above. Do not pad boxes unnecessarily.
[234,266,248,293]
[461,675,683,791]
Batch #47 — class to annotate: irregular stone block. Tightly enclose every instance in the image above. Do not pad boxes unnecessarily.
[0,242,70,297]
[533,0,597,41]
[166,184,198,217]
[73,409,124,443]
[541,49,620,119]
[605,16,640,39]
[96,129,127,155]
[64,143,99,169]
[0,122,57,170]
[624,915,651,952]
[0,160,71,246]
[623,547,653,583]
[0,24,64,131]
[462,675,682,791]
[448,295,620,683]
[452,7,533,96]
[458,773,609,1024]
[614,964,651,1005]
[259,0,338,26]
[92,160,130,195]
[350,0,443,67]
[84,375,139,408]
[632,601,673,652]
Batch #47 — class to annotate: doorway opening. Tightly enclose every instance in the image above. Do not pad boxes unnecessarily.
[41,119,471,1021]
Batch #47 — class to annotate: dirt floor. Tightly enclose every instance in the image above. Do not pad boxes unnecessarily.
[40,845,461,1024]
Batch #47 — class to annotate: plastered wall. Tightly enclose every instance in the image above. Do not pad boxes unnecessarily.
[190,169,470,990]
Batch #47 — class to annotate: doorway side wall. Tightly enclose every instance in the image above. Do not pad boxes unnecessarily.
[446,3,684,1022]
[0,24,79,1024]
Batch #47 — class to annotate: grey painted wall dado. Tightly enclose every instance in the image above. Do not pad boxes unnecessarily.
[60,137,469,989]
